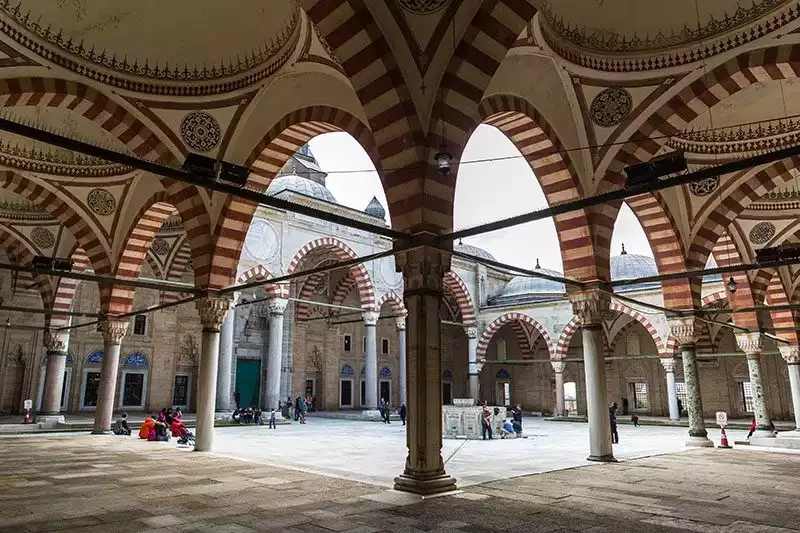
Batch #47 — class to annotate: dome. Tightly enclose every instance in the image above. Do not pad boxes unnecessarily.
[490,259,565,305]
[454,241,496,262]
[364,196,386,219]
[267,174,336,203]
[610,246,659,281]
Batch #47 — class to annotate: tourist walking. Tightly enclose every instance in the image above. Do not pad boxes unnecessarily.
[609,402,619,444]
[399,402,406,426]
[481,402,493,440]
[268,409,276,429]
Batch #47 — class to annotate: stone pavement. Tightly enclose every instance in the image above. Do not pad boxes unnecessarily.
[1,433,800,532]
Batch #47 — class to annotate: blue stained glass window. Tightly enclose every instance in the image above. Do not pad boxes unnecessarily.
[380,367,391,378]
[86,350,104,364]
[124,352,148,367]
[340,365,354,376]
[442,369,453,380]
[496,369,510,380]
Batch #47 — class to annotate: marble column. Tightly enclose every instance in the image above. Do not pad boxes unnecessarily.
[265,298,288,411]
[551,360,566,417]
[660,358,680,421]
[569,289,614,462]
[466,326,480,403]
[396,316,407,405]
[779,345,800,431]
[92,321,129,434]
[280,298,294,403]
[669,317,714,447]
[393,245,456,495]
[195,296,232,452]
[39,330,70,424]
[737,333,773,437]
[215,298,236,416]
[363,310,380,413]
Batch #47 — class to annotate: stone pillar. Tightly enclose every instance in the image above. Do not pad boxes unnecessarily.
[669,317,713,447]
[551,360,566,417]
[265,298,288,411]
[39,330,70,424]
[779,345,800,432]
[363,310,380,414]
[660,358,680,421]
[393,245,457,495]
[215,298,236,416]
[466,326,480,402]
[280,298,294,402]
[737,333,774,437]
[92,321,128,434]
[569,289,614,462]
[195,296,231,452]
[396,316,407,405]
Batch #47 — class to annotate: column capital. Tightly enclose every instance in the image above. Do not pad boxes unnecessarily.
[101,320,128,344]
[551,360,566,373]
[394,244,450,293]
[362,310,380,326]
[43,330,68,353]
[736,332,764,358]
[395,316,406,330]
[779,345,800,365]
[660,357,677,373]
[196,296,232,331]
[668,316,699,346]
[267,298,288,316]
[465,326,478,339]
[568,289,611,326]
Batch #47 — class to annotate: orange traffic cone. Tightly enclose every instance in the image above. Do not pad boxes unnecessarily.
[718,427,732,449]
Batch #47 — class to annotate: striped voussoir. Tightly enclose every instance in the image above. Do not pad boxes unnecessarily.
[107,198,176,315]
[209,105,376,291]
[294,272,329,322]
[160,181,211,290]
[236,265,287,300]
[480,94,603,281]
[145,251,164,279]
[162,236,193,304]
[609,320,640,355]
[50,247,90,329]
[709,234,759,330]
[0,225,53,313]
[288,237,376,311]
[750,267,775,306]
[477,312,553,361]
[766,273,800,344]
[330,273,358,310]
[554,316,611,360]
[701,289,728,308]
[608,302,666,355]
[376,290,407,316]
[442,270,476,326]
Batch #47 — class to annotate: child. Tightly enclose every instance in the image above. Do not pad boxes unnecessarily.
[113,412,131,435]
[631,413,640,427]
[268,409,276,429]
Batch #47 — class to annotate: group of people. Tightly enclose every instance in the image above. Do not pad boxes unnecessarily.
[133,408,194,445]
[481,403,524,440]
[232,407,263,424]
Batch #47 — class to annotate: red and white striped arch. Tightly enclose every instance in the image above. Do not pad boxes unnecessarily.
[709,233,760,331]
[288,237,376,311]
[765,271,800,345]
[477,312,553,361]
[701,289,728,308]
[162,237,193,304]
[377,290,407,316]
[442,270,476,326]
[236,265,288,300]
[555,316,580,361]
[608,302,666,355]
[209,105,378,290]
[0,226,53,312]
[50,247,90,329]
[479,94,603,282]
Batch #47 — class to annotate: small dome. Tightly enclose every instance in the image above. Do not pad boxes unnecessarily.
[610,247,659,281]
[497,259,565,302]
[267,174,336,203]
[454,241,496,262]
[364,196,386,219]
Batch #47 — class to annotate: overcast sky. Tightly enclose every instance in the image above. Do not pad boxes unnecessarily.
[309,126,653,274]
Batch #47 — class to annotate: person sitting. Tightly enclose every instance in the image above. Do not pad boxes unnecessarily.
[244,407,254,424]
[232,408,241,423]
[174,407,183,420]
[500,418,515,439]
[170,417,186,438]
[153,419,170,442]
[113,412,131,435]
[512,419,523,438]
[139,416,155,439]
[253,408,264,425]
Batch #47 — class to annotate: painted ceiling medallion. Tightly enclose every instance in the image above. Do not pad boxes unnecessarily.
[87,188,117,216]
[180,112,222,153]
[243,219,279,263]
[397,0,450,15]
[749,222,776,245]
[30,227,55,249]
[689,177,719,197]
[589,88,632,128]
[151,237,170,256]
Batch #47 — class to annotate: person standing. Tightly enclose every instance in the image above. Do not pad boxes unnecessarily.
[268,409,276,429]
[609,401,619,444]
[481,402,493,440]
[398,402,406,426]
[511,404,523,435]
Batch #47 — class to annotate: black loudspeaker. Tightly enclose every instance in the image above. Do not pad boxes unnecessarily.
[218,162,250,187]
[624,152,687,188]
[182,153,217,181]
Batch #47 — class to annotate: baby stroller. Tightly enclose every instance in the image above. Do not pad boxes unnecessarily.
[176,425,195,446]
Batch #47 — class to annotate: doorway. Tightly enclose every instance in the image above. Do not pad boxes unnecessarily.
[235,359,261,409]
[340,379,353,408]
[82,371,101,409]
[496,381,511,406]
[360,380,366,407]
[379,380,391,405]
[442,382,452,405]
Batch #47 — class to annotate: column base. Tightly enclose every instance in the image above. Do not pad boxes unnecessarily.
[361,409,383,421]
[36,414,64,428]
[587,454,617,462]
[393,471,457,496]
[754,427,776,438]
[90,430,112,435]
[215,410,234,421]
[686,435,715,447]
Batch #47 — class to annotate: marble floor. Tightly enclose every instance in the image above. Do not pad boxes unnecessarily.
[1,431,799,532]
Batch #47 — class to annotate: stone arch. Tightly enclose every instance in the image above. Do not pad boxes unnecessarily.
[765,271,800,344]
[236,265,288,299]
[50,247,90,329]
[479,94,603,281]
[376,291,407,316]
[608,302,666,355]
[288,237,376,311]
[209,105,379,290]
[702,289,728,308]
[477,312,553,361]
[442,271,476,326]
[555,316,581,360]
[161,236,193,304]
[0,225,53,314]
[708,233,759,330]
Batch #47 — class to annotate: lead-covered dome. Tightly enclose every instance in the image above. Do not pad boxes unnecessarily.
[364,196,386,219]
[454,242,496,262]
[267,174,337,203]
[610,245,659,291]
[489,260,565,305]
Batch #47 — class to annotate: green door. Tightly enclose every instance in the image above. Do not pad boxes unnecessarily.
[235,359,261,409]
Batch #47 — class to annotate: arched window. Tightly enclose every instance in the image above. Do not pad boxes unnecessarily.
[380,367,391,378]
[340,365,354,376]
[123,352,149,367]
[81,350,104,410]
[86,350,103,365]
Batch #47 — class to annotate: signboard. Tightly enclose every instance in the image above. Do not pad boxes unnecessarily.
[23,399,32,410]
[715,411,727,427]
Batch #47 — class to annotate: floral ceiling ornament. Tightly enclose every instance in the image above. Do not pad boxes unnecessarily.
[396,0,450,15]
[749,222,776,245]
[150,237,170,256]
[180,112,222,153]
[30,227,55,249]
[689,177,719,197]
[87,188,116,216]
[589,88,632,128]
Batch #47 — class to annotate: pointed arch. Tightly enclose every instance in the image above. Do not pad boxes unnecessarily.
[50,247,90,328]
[702,289,728,308]
[442,270,476,326]
[162,236,193,304]
[608,302,666,355]
[765,271,800,345]
[477,312,553,361]
[0,225,53,313]
[377,290,407,316]
[209,106,379,290]
[555,316,581,361]
[236,265,288,300]
[709,233,759,330]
